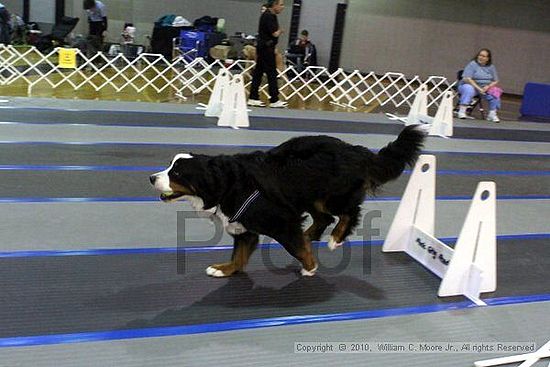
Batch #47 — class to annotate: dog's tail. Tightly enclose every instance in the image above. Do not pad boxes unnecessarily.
[371,125,426,185]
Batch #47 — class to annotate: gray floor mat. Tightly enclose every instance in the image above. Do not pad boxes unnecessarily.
[1,170,548,198]
[1,143,550,170]
[0,239,548,338]
[2,108,550,142]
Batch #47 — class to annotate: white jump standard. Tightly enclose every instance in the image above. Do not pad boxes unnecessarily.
[198,68,250,129]
[386,83,454,138]
[203,68,231,118]
[217,73,249,129]
[475,340,550,367]
[382,155,496,306]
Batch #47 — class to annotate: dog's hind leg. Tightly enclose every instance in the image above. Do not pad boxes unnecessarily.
[273,226,318,277]
[304,208,335,241]
[206,232,259,277]
[328,206,361,251]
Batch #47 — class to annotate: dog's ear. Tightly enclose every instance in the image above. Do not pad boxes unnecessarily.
[176,156,221,209]
[201,159,228,209]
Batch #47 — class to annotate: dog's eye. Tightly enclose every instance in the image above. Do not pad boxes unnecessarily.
[169,170,181,178]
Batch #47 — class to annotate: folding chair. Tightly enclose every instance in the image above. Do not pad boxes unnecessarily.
[455,69,486,119]
[285,42,317,79]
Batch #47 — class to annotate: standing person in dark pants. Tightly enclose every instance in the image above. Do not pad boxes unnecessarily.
[0,2,11,45]
[83,0,108,55]
[248,0,287,108]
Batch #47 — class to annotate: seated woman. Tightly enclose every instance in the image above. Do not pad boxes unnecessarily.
[458,48,502,122]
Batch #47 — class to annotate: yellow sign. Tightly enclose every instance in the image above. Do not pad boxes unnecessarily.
[58,48,77,69]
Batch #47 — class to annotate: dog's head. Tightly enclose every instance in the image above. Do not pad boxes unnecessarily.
[150,153,210,203]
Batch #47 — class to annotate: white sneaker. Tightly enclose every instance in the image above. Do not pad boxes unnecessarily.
[487,113,500,123]
[457,111,467,119]
[247,99,265,107]
[269,100,288,108]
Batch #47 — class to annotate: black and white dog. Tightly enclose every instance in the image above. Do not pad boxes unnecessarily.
[150,126,425,277]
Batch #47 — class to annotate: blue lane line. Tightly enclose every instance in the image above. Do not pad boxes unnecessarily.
[0,140,274,149]
[404,169,550,176]
[0,107,205,116]
[1,293,549,348]
[1,233,549,258]
[1,141,550,158]
[0,247,179,258]
[1,195,550,204]
[423,150,550,158]
[1,164,550,176]
[0,164,164,171]
[371,195,550,201]
[0,197,161,203]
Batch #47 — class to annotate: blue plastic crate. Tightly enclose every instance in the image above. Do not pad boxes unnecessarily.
[521,83,550,121]
[180,30,208,58]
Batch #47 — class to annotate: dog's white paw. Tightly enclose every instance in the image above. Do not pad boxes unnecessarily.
[206,266,226,277]
[328,236,343,251]
[300,265,318,277]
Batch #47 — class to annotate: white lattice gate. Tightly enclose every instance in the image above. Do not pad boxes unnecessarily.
[0,45,455,109]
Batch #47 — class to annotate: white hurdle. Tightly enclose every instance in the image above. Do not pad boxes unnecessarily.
[474,340,550,367]
[204,69,231,117]
[428,91,454,138]
[386,84,454,138]
[382,155,496,305]
[198,69,250,129]
[217,73,249,129]
[406,83,429,125]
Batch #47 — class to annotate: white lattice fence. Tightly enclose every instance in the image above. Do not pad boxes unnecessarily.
[0,44,455,109]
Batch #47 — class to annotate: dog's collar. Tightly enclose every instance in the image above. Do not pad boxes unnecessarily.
[229,190,260,223]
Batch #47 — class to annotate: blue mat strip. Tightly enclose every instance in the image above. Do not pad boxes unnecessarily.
[0,164,164,171]
[1,164,549,176]
[1,233,549,258]
[0,293,548,348]
[0,195,549,204]
[1,141,550,158]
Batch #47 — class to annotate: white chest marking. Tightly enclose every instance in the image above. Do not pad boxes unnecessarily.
[183,195,247,235]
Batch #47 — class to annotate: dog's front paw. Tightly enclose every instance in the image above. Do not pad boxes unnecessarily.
[300,264,318,277]
[206,263,236,277]
[206,266,228,277]
[328,236,344,251]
